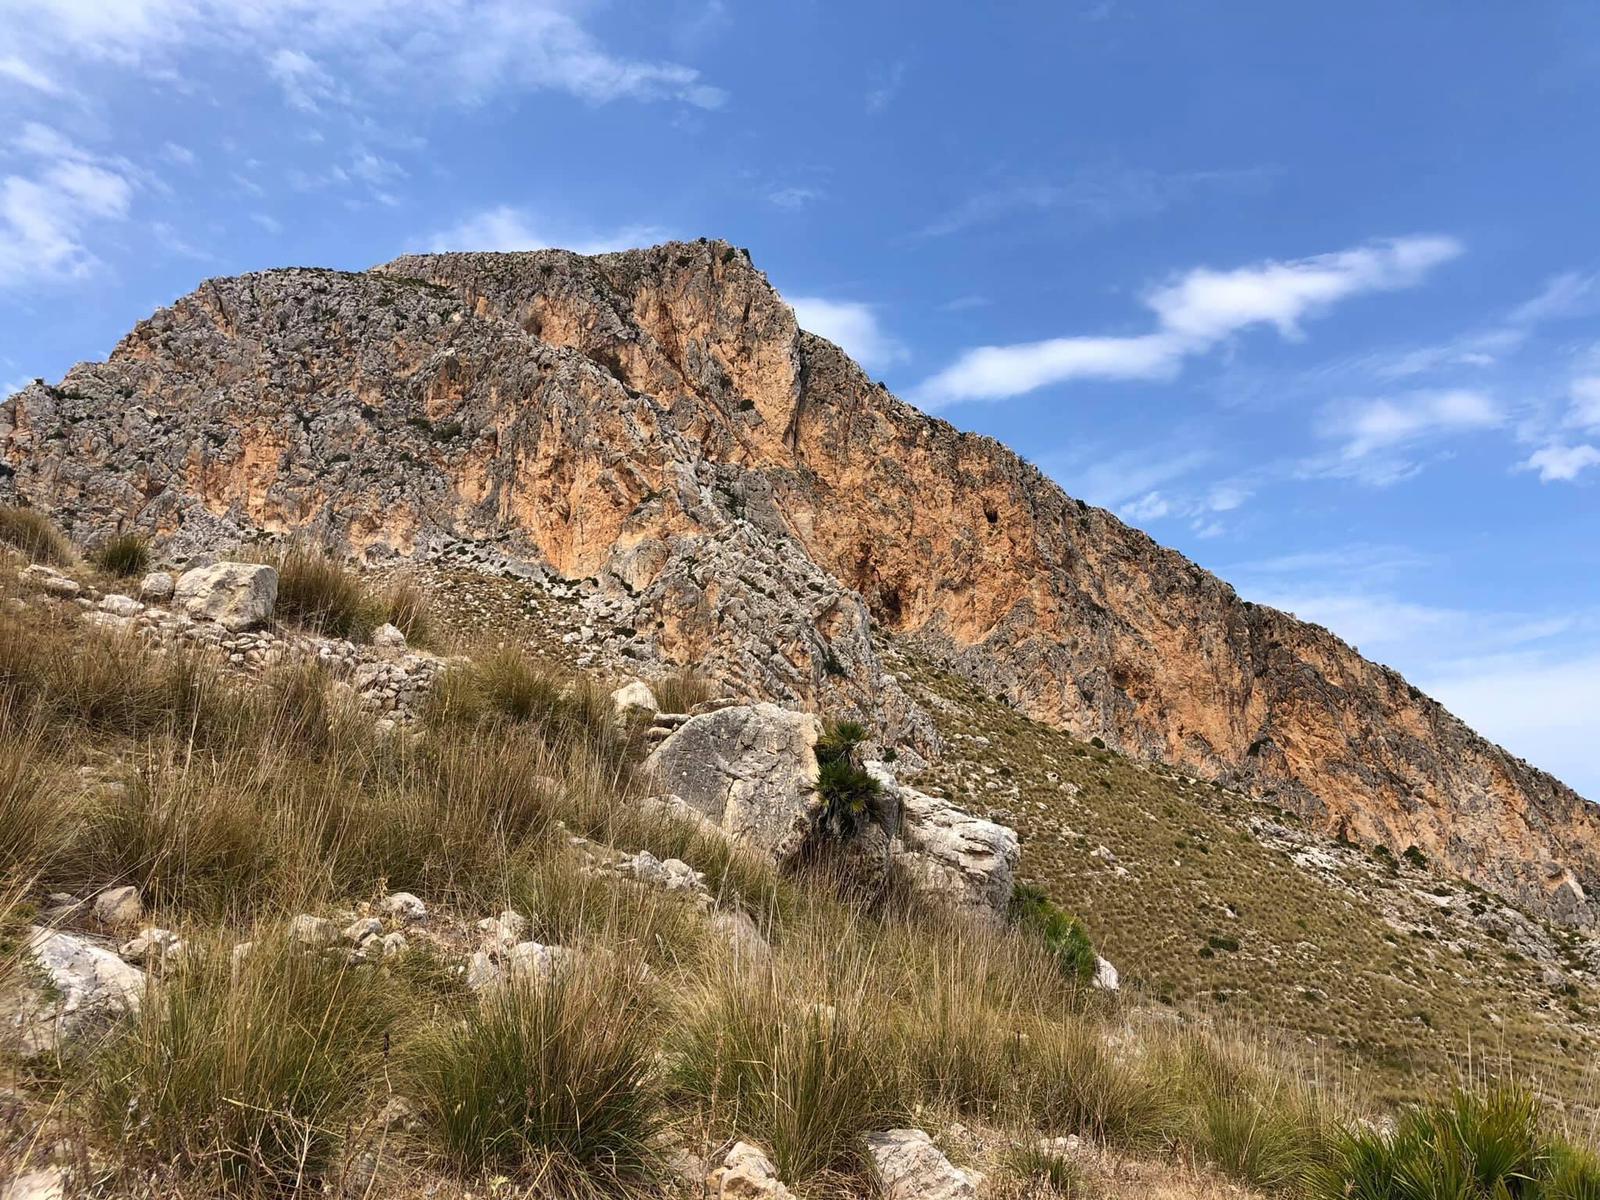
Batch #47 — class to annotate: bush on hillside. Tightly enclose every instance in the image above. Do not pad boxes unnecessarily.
[92,934,400,1193]
[92,531,150,578]
[1308,1085,1600,1200]
[270,545,386,641]
[407,960,664,1191]
[0,505,71,565]
[814,719,885,840]
[1010,881,1097,984]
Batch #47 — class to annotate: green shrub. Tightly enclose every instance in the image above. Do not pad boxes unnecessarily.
[1199,1090,1323,1191]
[652,668,714,714]
[92,934,400,1193]
[1009,882,1096,984]
[1309,1086,1554,1200]
[408,961,664,1193]
[93,531,150,578]
[0,505,71,565]
[1020,1019,1178,1149]
[814,720,885,840]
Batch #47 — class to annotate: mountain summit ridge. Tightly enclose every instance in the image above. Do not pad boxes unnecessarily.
[3,238,1593,924]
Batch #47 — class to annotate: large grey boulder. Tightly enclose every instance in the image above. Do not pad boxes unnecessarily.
[3,928,146,1055]
[865,1128,982,1200]
[643,703,823,860]
[173,561,277,630]
[869,763,1018,915]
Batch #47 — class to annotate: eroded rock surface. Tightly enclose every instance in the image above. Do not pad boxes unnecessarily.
[3,241,1594,923]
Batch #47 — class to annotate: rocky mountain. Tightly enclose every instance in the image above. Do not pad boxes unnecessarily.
[2,239,1594,925]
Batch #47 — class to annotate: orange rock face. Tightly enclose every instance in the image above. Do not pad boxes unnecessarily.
[3,242,1595,922]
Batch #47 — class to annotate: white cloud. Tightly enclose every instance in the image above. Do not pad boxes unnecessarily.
[1319,388,1501,461]
[1507,271,1599,326]
[252,212,283,234]
[1567,376,1600,430]
[787,296,908,373]
[1521,443,1600,483]
[0,123,138,287]
[1119,491,1171,522]
[4,0,727,111]
[916,236,1461,407]
[865,60,906,113]
[0,55,62,94]
[267,47,344,112]
[1424,652,1600,798]
[421,204,668,256]
[160,141,196,166]
[1043,445,1212,511]
[767,186,822,211]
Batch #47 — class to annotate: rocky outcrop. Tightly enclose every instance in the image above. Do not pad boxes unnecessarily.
[871,763,1019,914]
[644,703,823,859]
[2,241,1594,923]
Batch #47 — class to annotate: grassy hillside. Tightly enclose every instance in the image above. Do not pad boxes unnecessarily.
[1,525,1598,1197]
[903,655,1600,1111]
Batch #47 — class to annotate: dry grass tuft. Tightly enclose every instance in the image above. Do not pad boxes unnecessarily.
[0,505,72,566]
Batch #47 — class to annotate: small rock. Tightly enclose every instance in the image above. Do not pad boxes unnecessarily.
[92,885,143,928]
[379,892,427,926]
[343,917,383,946]
[118,927,183,967]
[1092,955,1120,992]
[611,679,659,719]
[707,1140,794,1199]
[371,623,406,649]
[98,593,143,617]
[290,914,337,946]
[20,565,79,599]
[138,571,175,602]
[711,910,772,967]
[174,561,277,631]
[379,932,409,958]
[10,927,146,1054]
[1,1166,67,1200]
[464,951,501,991]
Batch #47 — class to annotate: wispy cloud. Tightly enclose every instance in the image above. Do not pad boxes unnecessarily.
[0,55,63,95]
[1316,388,1501,462]
[913,164,1273,240]
[419,205,669,256]
[0,122,140,287]
[865,60,906,113]
[916,236,1462,407]
[1521,443,1600,483]
[767,185,823,211]
[7,0,728,112]
[786,296,908,372]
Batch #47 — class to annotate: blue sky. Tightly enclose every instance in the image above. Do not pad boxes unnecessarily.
[2,2,1597,794]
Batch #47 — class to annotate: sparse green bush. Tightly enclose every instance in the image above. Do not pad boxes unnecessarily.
[0,505,71,565]
[814,719,885,840]
[1308,1086,1562,1200]
[408,960,664,1193]
[92,933,400,1193]
[269,545,385,641]
[672,965,899,1187]
[93,531,150,578]
[1001,1145,1088,1196]
[652,668,714,714]
[1009,882,1096,984]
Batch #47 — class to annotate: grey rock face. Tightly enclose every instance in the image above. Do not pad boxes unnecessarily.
[865,1128,982,1200]
[869,763,1019,915]
[174,562,278,631]
[644,703,823,860]
[5,928,146,1055]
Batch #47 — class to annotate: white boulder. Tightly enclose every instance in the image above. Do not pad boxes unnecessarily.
[643,703,823,860]
[174,561,277,630]
[6,927,146,1054]
[707,1141,794,1199]
[611,679,659,719]
[138,571,175,602]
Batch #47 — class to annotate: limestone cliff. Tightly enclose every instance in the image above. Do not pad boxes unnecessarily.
[2,240,1594,923]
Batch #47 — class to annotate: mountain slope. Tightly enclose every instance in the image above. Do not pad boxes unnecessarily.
[1,239,1593,926]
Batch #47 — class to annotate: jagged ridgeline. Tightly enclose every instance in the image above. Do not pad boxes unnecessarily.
[3,241,1600,1195]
